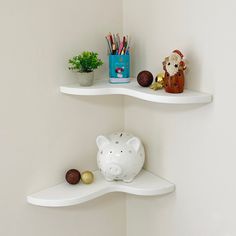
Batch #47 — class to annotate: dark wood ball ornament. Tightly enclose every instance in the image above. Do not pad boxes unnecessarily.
[137,71,154,87]
[65,169,81,185]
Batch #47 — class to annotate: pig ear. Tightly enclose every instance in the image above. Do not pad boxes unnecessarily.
[96,135,110,149]
[126,137,141,152]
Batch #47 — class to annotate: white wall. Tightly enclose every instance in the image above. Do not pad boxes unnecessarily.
[0,1,126,236]
[123,0,236,236]
[1,0,235,235]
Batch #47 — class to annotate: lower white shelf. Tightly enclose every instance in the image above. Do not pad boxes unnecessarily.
[27,170,175,207]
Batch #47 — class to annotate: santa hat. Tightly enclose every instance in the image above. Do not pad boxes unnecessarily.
[172,50,184,59]
[179,60,186,70]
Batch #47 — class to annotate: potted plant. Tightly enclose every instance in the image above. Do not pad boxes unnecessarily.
[68,51,103,86]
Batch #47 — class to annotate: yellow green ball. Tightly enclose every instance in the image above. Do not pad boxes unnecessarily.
[81,171,94,184]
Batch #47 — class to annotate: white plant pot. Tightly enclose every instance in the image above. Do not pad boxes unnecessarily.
[78,72,94,86]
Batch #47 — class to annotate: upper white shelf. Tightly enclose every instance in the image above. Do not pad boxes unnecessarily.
[60,78,212,104]
[27,170,175,207]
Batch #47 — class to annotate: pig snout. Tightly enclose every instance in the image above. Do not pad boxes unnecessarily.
[106,164,122,176]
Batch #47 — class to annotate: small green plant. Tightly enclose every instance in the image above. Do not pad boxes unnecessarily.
[68,51,103,73]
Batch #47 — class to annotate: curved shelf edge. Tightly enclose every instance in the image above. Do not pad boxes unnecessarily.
[60,79,212,104]
[27,170,175,207]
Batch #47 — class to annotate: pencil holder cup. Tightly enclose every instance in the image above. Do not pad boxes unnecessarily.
[109,55,130,83]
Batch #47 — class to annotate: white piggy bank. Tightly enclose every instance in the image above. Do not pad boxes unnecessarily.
[96,132,145,183]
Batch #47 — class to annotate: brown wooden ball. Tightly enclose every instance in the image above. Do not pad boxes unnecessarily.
[65,169,81,185]
[137,71,154,87]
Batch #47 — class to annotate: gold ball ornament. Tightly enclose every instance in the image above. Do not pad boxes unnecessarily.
[81,171,94,184]
[150,72,165,90]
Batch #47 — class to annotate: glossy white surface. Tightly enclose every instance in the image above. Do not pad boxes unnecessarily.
[96,132,145,182]
[27,170,175,207]
[60,78,212,104]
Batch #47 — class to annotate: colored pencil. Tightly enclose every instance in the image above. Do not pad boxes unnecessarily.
[106,33,130,55]
[105,36,112,54]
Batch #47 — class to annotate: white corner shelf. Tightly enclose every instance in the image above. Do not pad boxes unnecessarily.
[27,170,175,207]
[60,78,212,104]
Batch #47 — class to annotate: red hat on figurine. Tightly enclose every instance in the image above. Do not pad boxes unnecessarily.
[179,60,186,69]
[173,50,184,59]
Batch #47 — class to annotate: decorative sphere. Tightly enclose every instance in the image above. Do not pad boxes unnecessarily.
[81,171,94,184]
[65,169,81,185]
[137,71,154,87]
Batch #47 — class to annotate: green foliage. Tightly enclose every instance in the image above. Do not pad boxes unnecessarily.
[68,51,103,72]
